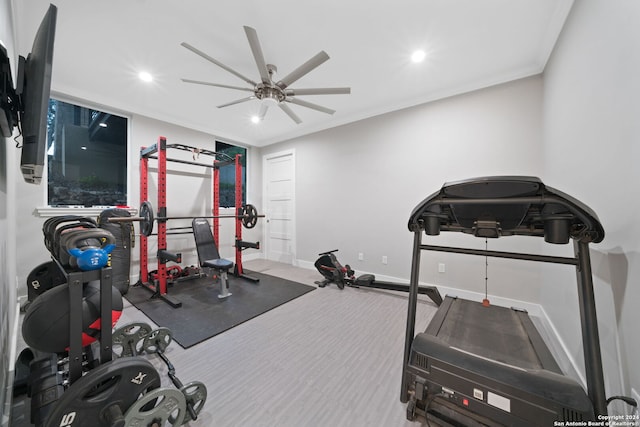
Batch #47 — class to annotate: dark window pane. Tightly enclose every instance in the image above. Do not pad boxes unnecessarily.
[216,141,246,208]
[47,99,128,206]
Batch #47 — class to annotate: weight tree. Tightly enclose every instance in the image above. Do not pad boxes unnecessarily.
[138,136,259,307]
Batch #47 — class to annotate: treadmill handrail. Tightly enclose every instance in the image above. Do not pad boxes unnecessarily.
[419,244,578,265]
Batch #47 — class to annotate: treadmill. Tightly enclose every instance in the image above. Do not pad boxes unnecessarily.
[400,176,607,426]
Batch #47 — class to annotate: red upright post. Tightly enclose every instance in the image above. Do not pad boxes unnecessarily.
[234,153,243,275]
[213,163,220,247]
[140,148,149,285]
[157,136,168,296]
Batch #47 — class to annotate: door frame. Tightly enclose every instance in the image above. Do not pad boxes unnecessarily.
[262,148,296,264]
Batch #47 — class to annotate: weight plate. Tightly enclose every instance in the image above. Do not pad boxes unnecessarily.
[139,201,155,237]
[22,281,123,354]
[142,327,173,354]
[124,387,186,427]
[112,322,153,358]
[44,357,161,427]
[26,261,66,298]
[179,381,207,424]
[242,204,258,229]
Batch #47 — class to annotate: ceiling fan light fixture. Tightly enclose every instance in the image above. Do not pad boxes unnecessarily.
[261,96,280,106]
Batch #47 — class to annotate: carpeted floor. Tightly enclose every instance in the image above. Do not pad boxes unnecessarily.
[124,270,315,348]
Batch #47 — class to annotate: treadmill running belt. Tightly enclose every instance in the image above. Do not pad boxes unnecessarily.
[433,298,543,371]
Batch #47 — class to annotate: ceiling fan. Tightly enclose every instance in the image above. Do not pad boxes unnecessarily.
[180,26,350,124]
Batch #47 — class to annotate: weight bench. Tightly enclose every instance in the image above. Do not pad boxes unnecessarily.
[192,218,234,299]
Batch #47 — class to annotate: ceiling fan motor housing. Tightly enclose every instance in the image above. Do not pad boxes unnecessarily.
[255,84,286,103]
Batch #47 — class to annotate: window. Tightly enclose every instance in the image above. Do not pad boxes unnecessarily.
[47,99,128,206]
[215,141,246,208]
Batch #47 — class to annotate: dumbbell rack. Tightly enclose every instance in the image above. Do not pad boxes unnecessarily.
[50,257,114,382]
[26,259,116,426]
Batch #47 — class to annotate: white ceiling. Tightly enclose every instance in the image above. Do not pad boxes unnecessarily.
[13,0,574,147]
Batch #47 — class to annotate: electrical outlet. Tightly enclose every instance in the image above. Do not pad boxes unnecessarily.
[382,255,388,264]
[358,252,364,261]
[438,263,446,273]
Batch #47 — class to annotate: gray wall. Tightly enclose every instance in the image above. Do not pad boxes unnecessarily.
[0,0,17,423]
[13,111,264,294]
[542,0,640,408]
[261,76,546,303]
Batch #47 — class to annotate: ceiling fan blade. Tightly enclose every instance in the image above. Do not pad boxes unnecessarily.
[181,79,254,92]
[286,98,335,115]
[285,87,351,96]
[276,51,330,90]
[216,96,255,108]
[181,42,257,87]
[243,26,271,85]
[258,103,269,120]
[278,103,302,124]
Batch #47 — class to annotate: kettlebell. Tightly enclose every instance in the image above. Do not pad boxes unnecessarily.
[66,229,116,271]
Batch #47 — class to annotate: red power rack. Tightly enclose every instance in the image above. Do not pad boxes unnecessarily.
[137,136,258,307]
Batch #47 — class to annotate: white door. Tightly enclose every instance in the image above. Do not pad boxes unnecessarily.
[263,150,295,264]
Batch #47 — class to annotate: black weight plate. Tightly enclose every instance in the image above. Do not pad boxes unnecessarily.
[26,261,66,299]
[242,204,258,229]
[139,201,155,237]
[22,281,123,353]
[44,357,161,427]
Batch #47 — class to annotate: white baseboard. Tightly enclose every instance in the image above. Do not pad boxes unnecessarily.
[295,259,315,270]
[3,304,21,427]
[242,252,264,263]
[532,306,586,387]
[16,295,27,308]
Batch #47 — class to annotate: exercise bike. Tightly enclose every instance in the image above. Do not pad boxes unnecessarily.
[314,249,443,306]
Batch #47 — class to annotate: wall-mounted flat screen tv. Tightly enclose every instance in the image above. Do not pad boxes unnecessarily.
[19,4,58,184]
[0,3,57,184]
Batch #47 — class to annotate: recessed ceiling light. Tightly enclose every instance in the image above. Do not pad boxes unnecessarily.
[138,71,153,82]
[99,122,107,128]
[250,115,261,124]
[411,50,426,63]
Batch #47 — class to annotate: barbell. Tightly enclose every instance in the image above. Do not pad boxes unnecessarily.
[108,201,264,237]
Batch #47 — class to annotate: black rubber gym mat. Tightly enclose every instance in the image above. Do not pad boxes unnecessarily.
[124,271,315,348]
